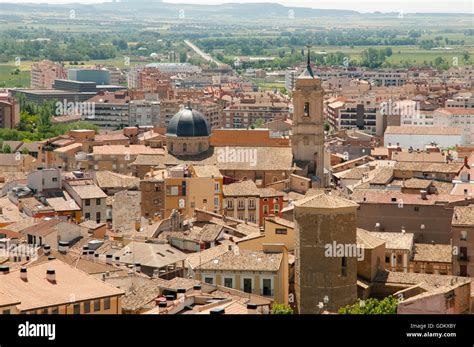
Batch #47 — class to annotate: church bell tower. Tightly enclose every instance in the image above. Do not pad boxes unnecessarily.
[291,48,325,187]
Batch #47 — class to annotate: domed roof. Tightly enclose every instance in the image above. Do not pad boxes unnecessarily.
[166,103,211,137]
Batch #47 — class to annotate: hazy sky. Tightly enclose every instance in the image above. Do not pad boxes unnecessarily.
[0,0,473,14]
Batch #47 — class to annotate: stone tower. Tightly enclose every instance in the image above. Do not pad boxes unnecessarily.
[291,48,325,187]
[293,193,359,314]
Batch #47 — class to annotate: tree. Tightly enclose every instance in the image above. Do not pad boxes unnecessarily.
[324,121,330,132]
[21,147,29,155]
[252,118,265,128]
[2,144,12,153]
[338,296,398,314]
[271,304,293,314]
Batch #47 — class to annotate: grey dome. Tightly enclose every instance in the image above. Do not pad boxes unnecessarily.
[166,104,211,137]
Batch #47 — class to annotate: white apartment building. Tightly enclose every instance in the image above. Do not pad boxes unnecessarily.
[434,108,474,145]
[384,126,464,149]
[129,99,160,127]
[363,70,408,87]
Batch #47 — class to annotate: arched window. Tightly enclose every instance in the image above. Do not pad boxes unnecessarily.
[304,102,310,117]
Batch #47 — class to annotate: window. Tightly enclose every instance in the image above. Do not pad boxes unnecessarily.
[224,277,233,288]
[41,308,48,314]
[84,301,91,314]
[94,300,101,312]
[167,186,179,196]
[2,309,11,314]
[51,307,59,314]
[73,303,81,314]
[96,212,101,221]
[85,199,91,206]
[385,256,390,263]
[52,177,58,182]
[274,205,280,213]
[85,213,91,220]
[414,206,419,212]
[243,278,252,293]
[96,199,101,205]
[204,277,214,285]
[461,231,468,241]
[183,143,187,152]
[397,255,403,265]
[341,257,347,276]
[263,205,269,214]
[227,200,233,209]
[214,182,220,192]
[104,298,111,310]
[275,228,287,235]
[262,279,272,296]
[237,200,245,209]
[304,102,310,117]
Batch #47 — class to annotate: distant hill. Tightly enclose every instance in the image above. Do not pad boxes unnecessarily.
[0,1,468,21]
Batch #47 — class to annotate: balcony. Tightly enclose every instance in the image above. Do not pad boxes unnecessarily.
[261,289,274,297]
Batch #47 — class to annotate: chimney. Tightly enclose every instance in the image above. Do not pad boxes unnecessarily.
[43,244,51,256]
[58,241,69,254]
[158,300,168,313]
[210,307,225,315]
[46,269,56,283]
[0,265,10,274]
[177,288,186,300]
[247,303,258,314]
[20,267,27,281]
[48,255,56,261]
[165,294,176,301]
[88,250,94,260]
[114,256,120,265]
[105,254,112,265]
[420,190,428,200]
[94,253,100,262]
[135,263,141,273]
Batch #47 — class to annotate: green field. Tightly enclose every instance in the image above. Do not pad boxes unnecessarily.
[0,64,30,88]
